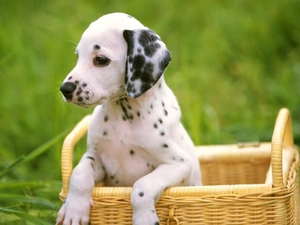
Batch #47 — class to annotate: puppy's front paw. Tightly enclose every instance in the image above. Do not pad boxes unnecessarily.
[132,209,160,225]
[56,196,93,225]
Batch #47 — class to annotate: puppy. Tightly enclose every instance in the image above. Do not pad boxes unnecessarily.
[57,12,202,225]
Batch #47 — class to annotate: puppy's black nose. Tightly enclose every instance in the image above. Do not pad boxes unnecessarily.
[60,82,77,100]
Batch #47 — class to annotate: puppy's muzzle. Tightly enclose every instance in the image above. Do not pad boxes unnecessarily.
[60,82,77,100]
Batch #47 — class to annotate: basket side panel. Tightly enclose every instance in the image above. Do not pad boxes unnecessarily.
[90,197,132,225]
[201,160,270,185]
[89,194,295,225]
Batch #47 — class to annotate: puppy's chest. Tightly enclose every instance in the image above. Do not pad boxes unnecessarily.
[99,141,157,186]
[94,102,159,186]
[92,96,181,186]
[96,125,158,186]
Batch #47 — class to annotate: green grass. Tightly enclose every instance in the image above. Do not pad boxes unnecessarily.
[1,0,300,223]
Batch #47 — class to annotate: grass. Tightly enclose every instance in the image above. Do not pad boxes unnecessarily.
[0,0,300,223]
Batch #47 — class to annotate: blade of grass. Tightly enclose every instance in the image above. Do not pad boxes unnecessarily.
[0,155,26,178]
[0,128,70,179]
[0,194,56,209]
[0,208,52,225]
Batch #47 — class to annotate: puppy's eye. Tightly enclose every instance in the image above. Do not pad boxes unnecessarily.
[94,56,110,67]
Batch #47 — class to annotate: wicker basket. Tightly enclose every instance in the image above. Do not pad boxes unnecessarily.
[59,108,299,224]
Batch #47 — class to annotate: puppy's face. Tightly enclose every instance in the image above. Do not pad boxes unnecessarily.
[60,13,171,107]
[60,13,143,107]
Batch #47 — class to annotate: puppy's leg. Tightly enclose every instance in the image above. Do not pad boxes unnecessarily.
[56,151,104,225]
[131,142,193,225]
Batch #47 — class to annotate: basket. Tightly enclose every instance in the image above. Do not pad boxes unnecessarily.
[59,108,299,224]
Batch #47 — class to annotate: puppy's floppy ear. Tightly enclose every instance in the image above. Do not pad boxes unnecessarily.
[123,29,171,98]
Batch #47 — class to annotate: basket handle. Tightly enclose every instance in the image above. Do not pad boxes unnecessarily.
[61,115,91,194]
[271,108,294,188]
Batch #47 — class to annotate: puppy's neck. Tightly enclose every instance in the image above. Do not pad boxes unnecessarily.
[107,76,176,122]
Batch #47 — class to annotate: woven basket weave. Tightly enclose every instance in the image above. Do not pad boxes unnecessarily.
[59,108,299,224]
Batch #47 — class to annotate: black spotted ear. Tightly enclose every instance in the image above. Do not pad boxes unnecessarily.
[123,29,171,98]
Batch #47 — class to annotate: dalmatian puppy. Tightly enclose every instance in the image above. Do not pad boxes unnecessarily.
[57,12,202,225]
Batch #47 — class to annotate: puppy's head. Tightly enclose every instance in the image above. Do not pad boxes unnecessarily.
[60,12,171,107]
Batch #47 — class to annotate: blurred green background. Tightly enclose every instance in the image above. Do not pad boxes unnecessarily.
[1,0,300,223]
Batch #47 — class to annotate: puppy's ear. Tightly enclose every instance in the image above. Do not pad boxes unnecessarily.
[123,29,171,98]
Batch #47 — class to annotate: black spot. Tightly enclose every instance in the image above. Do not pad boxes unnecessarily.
[104,115,109,122]
[139,192,144,197]
[158,118,163,124]
[162,101,165,107]
[115,180,119,184]
[154,123,158,129]
[144,43,161,57]
[137,48,142,53]
[162,143,168,148]
[130,150,135,156]
[154,221,159,225]
[122,116,127,121]
[150,104,153,109]
[85,96,89,100]
[129,56,133,63]
[87,156,95,161]
[82,83,87,87]
[123,30,134,55]
[120,100,132,120]
[140,82,152,95]
[93,44,100,50]
[76,88,82,96]
[68,76,72,80]
[77,97,83,102]
[159,83,162,89]
[159,50,171,71]
[164,110,168,116]
[127,104,132,110]
[151,210,155,213]
[74,80,79,85]
[137,111,141,117]
[110,175,114,179]
[160,131,165,136]
[132,55,146,70]
[181,158,184,161]
[125,67,129,81]
[103,131,108,136]
[138,30,159,46]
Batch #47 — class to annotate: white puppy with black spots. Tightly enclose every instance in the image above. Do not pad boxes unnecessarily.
[57,12,202,225]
